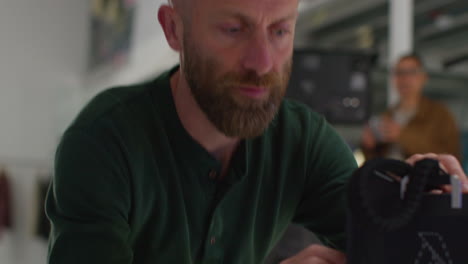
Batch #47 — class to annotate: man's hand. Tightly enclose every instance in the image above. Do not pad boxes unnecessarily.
[406,153,468,193]
[379,117,401,143]
[280,244,346,264]
[361,125,376,149]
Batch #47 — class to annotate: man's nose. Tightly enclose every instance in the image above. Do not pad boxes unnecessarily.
[241,32,274,76]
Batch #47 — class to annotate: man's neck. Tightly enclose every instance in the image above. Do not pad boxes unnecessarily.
[170,69,240,175]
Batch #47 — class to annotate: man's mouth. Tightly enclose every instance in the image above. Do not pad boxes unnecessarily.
[237,86,268,99]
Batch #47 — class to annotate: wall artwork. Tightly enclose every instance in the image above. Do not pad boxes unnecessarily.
[89,0,137,71]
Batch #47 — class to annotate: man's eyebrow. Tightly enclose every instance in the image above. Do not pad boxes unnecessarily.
[216,10,254,24]
[273,11,299,24]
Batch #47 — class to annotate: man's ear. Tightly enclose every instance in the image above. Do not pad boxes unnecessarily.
[158,5,183,52]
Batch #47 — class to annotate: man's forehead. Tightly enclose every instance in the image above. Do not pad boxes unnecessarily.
[191,0,298,19]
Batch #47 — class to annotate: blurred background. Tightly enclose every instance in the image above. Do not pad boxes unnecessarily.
[0,0,467,263]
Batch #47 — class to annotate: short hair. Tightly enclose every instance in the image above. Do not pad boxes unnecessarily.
[397,52,425,69]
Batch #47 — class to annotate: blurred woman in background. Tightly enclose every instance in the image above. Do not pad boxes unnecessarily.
[361,53,461,161]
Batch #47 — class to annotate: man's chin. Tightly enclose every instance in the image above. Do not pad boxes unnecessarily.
[230,91,271,108]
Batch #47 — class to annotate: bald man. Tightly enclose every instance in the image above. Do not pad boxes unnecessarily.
[46,1,468,264]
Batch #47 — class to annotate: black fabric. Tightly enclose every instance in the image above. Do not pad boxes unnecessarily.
[347,158,468,263]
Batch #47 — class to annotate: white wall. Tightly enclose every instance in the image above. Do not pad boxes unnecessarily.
[0,0,87,162]
[0,0,177,263]
[0,1,87,262]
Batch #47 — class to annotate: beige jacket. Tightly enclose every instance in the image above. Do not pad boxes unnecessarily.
[364,97,462,161]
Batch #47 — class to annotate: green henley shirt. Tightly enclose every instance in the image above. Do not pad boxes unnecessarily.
[46,66,357,264]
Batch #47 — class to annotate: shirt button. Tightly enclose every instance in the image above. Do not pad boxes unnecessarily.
[209,170,218,180]
[210,236,216,245]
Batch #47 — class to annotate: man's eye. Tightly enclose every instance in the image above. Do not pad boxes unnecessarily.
[226,27,241,34]
[274,29,289,37]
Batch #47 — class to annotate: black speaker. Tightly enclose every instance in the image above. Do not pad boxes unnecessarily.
[287,49,375,124]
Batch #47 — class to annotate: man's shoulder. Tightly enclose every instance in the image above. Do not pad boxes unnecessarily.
[276,98,326,130]
[266,98,335,149]
[68,77,162,131]
[421,97,454,117]
[423,97,447,109]
[271,99,357,181]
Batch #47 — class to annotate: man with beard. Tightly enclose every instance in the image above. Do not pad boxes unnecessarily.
[46,0,468,263]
